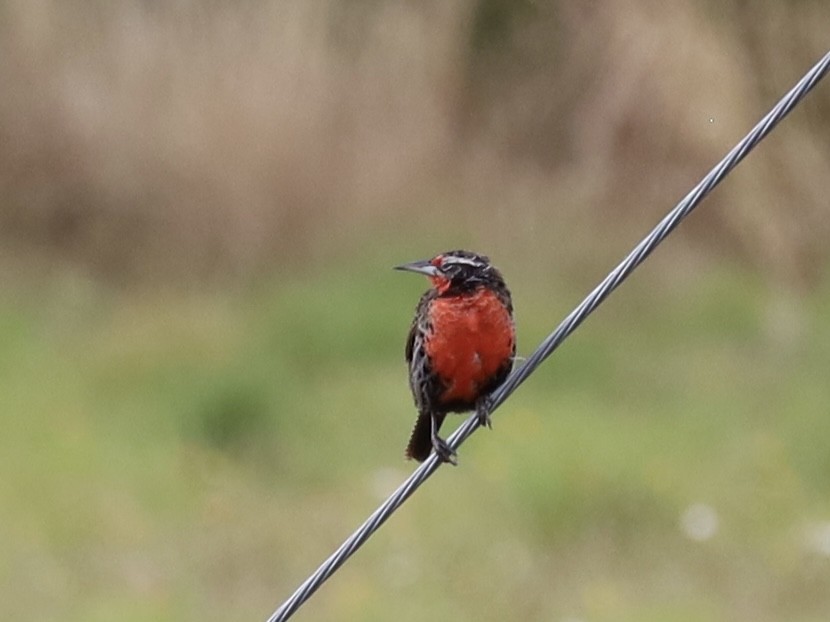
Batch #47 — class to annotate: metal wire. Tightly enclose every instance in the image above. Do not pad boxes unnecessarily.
[266,49,830,622]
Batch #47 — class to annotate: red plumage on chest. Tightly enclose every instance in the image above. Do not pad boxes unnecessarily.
[423,289,515,404]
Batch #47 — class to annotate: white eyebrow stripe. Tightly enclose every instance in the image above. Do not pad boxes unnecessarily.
[443,256,483,267]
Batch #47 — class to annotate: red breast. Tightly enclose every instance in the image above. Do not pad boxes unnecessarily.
[424,288,515,404]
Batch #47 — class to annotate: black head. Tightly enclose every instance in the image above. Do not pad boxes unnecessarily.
[395,250,507,296]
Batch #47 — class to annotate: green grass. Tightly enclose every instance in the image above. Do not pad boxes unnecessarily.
[1,259,830,621]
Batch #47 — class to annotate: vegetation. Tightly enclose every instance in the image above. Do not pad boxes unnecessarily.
[2,260,830,621]
[1,0,828,286]
[1,1,829,620]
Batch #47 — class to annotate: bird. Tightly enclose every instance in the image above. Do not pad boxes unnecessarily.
[395,250,516,464]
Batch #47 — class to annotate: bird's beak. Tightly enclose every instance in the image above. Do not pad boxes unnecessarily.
[394,259,440,277]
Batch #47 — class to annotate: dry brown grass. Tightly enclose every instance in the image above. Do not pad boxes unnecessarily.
[1,0,828,286]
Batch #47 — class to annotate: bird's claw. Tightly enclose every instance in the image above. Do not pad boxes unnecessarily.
[476,396,493,429]
[432,435,458,466]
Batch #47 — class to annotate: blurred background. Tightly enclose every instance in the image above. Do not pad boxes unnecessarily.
[1,1,830,620]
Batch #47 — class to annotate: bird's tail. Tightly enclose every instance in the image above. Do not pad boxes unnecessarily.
[405,411,445,462]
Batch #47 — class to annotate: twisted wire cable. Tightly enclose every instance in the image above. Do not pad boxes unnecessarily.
[267,49,830,622]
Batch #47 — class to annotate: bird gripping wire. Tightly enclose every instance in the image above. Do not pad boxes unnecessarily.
[267,49,830,622]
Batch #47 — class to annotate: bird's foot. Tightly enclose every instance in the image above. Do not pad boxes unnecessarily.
[431,434,458,466]
[475,395,493,429]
